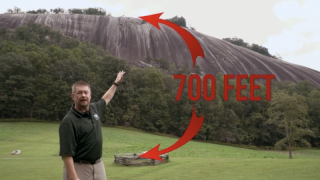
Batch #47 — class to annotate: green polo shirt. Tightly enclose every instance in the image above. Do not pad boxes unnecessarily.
[59,99,106,162]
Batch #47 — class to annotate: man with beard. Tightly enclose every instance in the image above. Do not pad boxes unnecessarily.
[59,70,125,180]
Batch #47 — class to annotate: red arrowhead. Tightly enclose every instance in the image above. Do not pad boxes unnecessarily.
[138,144,163,161]
[138,105,204,161]
[139,12,204,68]
[139,12,163,30]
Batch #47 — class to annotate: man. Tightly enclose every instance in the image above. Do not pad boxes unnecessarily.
[59,70,125,180]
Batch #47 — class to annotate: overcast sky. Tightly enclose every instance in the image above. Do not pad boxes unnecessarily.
[1,0,319,71]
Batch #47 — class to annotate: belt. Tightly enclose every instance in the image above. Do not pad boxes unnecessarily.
[74,158,101,165]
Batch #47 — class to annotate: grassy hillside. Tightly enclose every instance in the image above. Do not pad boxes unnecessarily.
[0,122,319,180]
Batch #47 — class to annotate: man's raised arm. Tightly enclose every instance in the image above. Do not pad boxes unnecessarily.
[102,70,125,103]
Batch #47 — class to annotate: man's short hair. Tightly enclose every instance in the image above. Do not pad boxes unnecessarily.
[72,81,91,93]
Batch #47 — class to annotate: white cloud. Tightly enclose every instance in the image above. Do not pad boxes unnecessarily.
[266,29,305,55]
[105,4,123,14]
[265,0,320,71]
[273,0,301,21]
[286,49,320,69]
[135,9,150,17]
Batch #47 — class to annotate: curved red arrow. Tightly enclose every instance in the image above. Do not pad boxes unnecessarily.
[138,105,204,161]
[139,12,204,68]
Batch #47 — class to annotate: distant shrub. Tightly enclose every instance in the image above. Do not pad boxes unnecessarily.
[166,16,186,27]
[222,37,281,59]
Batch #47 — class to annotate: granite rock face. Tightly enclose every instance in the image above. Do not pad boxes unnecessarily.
[1,13,319,86]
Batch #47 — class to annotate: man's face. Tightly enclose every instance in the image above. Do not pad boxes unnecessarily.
[72,85,91,109]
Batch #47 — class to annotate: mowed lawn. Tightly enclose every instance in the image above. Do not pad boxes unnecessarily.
[0,122,319,180]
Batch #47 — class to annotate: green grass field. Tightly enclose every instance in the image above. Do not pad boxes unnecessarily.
[0,122,319,180]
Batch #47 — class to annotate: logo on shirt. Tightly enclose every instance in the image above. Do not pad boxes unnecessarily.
[93,114,100,121]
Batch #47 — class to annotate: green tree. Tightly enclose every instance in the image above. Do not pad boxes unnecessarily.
[27,9,48,14]
[0,27,8,40]
[295,80,312,97]
[51,8,64,14]
[222,37,279,59]
[222,37,249,48]
[0,52,34,118]
[13,7,22,13]
[8,6,22,13]
[166,16,187,27]
[308,90,320,146]
[68,8,84,14]
[268,91,314,158]
[84,7,106,16]
[1,41,16,54]
[139,67,168,132]
[250,44,272,57]
[48,79,70,120]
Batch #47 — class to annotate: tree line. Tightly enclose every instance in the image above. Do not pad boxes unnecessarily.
[5,6,108,16]
[223,37,282,59]
[1,23,320,153]
[6,7,193,30]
